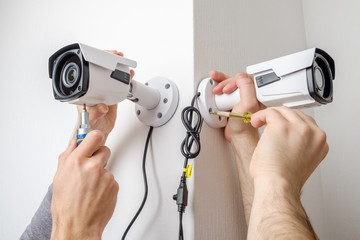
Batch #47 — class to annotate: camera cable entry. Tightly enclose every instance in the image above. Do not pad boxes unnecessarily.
[76,104,92,146]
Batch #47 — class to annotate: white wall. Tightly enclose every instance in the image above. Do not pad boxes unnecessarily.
[302,1,360,239]
[193,0,322,239]
[2,0,357,239]
[0,0,193,239]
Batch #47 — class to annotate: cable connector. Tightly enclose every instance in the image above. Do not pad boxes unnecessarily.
[173,176,188,213]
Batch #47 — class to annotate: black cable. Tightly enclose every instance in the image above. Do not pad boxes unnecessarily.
[179,212,184,240]
[174,93,202,240]
[180,93,202,160]
[121,126,154,240]
[180,106,202,160]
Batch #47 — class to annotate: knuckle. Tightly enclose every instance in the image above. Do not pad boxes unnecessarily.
[104,146,111,156]
[70,153,83,166]
[279,106,289,111]
[235,72,252,80]
[267,106,277,112]
[235,72,246,78]
[113,181,120,193]
[317,128,327,144]
[106,171,115,181]
[104,171,117,186]
[277,123,290,133]
[89,130,104,142]
[324,143,330,156]
[58,152,66,162]
[306,114,314,121]
[218,80,227,87]
[266,107,279,116]
[102,145,111,153]
[298,124,312,137]
[236,74,253,85]
[87,161,103,176]
[98,146,111,160]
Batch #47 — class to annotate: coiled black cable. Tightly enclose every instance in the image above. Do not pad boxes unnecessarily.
[180,105,202,160]
[121,126,154,240]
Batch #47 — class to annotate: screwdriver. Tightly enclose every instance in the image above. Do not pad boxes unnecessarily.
[76,104,92,146]
[211,110,252,123]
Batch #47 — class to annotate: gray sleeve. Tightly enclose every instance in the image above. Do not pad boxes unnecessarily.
[20,184,53,240]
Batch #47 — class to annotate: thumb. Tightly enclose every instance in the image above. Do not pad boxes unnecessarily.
[250,110,267,129]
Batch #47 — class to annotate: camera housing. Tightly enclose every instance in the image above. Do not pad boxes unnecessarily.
[247,48,335,108]
[49,43,179,127]
[197,48,335,128]
[49,43,137,106]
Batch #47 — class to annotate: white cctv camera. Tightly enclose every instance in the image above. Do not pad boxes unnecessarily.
[197,48,335,128]
[49,43,179,127]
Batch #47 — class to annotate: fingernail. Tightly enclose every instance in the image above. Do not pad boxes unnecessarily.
[212,86,219,93]
[69,139,77,148]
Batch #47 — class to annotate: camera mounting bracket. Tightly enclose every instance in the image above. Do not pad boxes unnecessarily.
[135,77,179,127]
[197,77,241,128]
[197,77,228,128]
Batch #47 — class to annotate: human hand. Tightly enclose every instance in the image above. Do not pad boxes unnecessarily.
[51,130,119,240]
[250,107,329,193]
[210,70,265,225]
[75,50,135,141]
[210,70,265,142]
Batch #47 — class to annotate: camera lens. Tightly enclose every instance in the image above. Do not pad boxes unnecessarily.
[314,55,332,99]
[62,62,80,88]
[51,45,89,101]
[57,54,82,96]
[314,67,324,89]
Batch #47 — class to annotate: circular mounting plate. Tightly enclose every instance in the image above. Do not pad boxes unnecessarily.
[135,77,179,127]
[197,77,227,128]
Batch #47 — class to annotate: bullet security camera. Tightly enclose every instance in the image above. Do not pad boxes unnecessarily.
[49,43,179,127]
[197,48,335,128]
[49,43,138,106]
[248,48,335,108]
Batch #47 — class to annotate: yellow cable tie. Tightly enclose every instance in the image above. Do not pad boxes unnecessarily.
[186,165,193,178]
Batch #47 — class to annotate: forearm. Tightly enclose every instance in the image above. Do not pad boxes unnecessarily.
[20,185,53,240]
[230,132,259,225]
[248,177,317,240]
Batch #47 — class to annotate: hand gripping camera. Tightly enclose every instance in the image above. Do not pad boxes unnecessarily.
[197,48,335,128]
[49,43,179,127]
